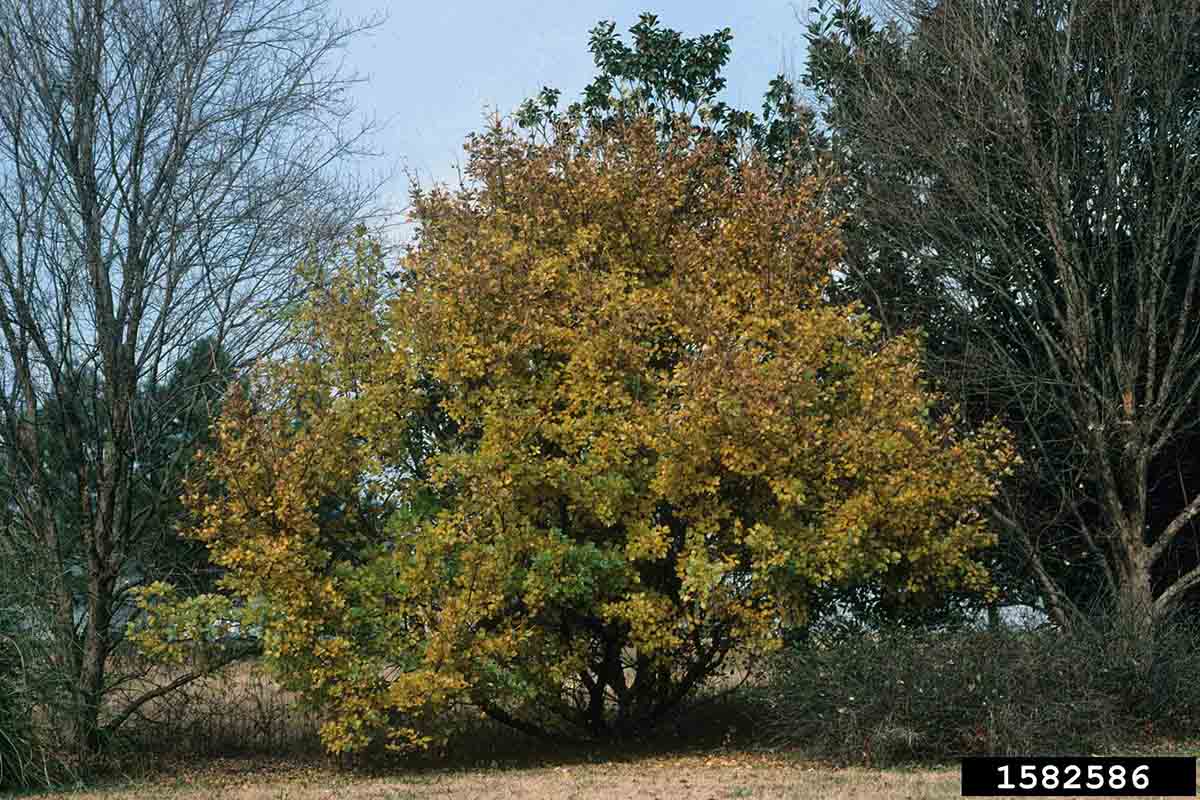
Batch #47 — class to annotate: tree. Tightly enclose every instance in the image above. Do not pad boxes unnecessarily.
[516,13,821,177]
[804,0,1200,633]
[521,13,1009,634]
[0,338,237,777]
[0,0,377,771]
[149,111,1013,751]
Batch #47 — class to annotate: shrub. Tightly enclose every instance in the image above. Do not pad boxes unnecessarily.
[761,612,1200,765]
[0,626,35,789]
[138,110,1014,753]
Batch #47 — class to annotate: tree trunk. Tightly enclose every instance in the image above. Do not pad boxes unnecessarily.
[1115,524,1157,680]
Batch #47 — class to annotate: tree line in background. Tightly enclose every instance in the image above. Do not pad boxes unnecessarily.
[808,0,1200,637]
[3,0,1200,786]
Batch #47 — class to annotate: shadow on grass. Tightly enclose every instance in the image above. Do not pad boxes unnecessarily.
[73,686,777,795]
[350,688,773,777]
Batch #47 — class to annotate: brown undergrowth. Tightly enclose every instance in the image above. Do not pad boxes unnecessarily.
[20,653,1200,800]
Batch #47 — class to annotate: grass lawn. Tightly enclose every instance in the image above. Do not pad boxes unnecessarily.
[25,751,1200,800]
[25,753,968,800]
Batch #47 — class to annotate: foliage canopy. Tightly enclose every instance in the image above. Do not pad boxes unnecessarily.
[137,112,1012,750]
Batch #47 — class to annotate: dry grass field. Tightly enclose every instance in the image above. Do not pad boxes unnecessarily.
[26,753,963,800]
[25,752,1200,800]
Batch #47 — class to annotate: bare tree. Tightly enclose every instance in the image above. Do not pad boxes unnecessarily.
[0,0,378,769]
[806,0,1200,632]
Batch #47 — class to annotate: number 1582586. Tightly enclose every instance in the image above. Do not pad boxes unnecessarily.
[960,756,1195,796]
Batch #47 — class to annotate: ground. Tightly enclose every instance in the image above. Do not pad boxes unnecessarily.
[26,754,962,800]
[25,753,1200,800]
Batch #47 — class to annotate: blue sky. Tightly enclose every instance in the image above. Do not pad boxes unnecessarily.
[335,1,808,213]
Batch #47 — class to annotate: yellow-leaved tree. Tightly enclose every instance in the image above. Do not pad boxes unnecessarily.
[133,113,1014,750]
